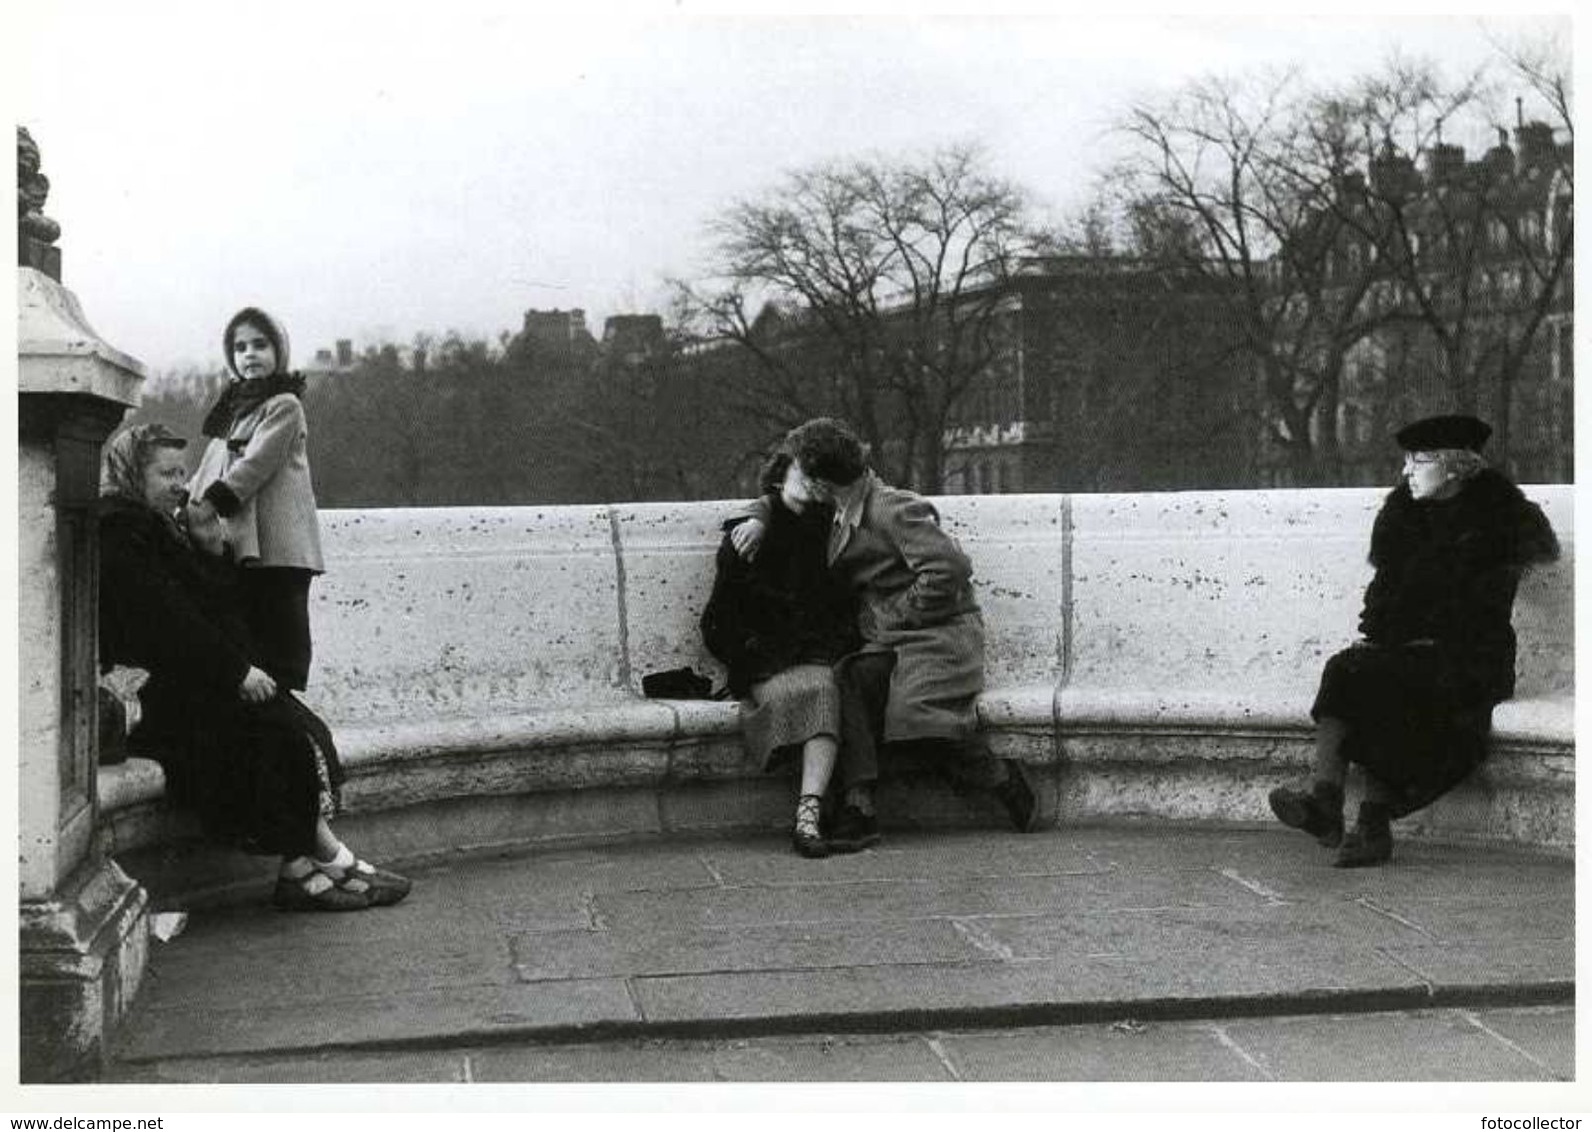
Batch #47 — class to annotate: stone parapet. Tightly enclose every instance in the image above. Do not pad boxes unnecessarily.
[103,487,1575,906]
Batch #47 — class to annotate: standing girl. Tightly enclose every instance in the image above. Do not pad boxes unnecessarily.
[189,307,324,691]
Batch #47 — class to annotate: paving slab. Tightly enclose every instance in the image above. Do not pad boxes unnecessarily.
[702,831,1106,886]
[140,922,514,1011]
[1351,895,1574,944]
[1222,843,1572,906]
[1462,1005,1576,1080]
[941,1020,1267,1082]
[1220,1007,1563,1081]
[108,825,1573,1075]
[106,1048,471,1085]
[973,900,1427,959]
[511,917,985,981]
[472,1032,954,1083]
[627,939,1432,1029]
[1377,938,1574,993]
[116,977,640,1061]
[592,867,1259,935]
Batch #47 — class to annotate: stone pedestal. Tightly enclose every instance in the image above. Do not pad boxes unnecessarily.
[18,265,148,1082]
[20,234,62,281]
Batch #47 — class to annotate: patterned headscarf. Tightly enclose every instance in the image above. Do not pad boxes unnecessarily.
[99,423,188,505]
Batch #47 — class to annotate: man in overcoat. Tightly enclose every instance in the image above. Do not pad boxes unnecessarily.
[739,417,1041,849]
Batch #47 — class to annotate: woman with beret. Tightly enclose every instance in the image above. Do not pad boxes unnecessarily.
[99,423,410,910]
[701,450,861,857]
[1269,414,1560,867]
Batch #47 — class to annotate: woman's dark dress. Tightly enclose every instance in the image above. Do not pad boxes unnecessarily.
[98,498,341,857]
[1312,469,1558,817]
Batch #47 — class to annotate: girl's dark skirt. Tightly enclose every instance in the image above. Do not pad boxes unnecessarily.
[1311,643,1493,817]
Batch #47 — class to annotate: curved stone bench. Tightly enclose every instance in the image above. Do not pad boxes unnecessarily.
[101,488,1573,905]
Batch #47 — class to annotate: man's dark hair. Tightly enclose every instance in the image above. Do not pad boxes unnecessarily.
[785,417,867,486]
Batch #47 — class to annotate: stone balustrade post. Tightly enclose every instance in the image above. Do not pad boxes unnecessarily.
[18,126,150,1082]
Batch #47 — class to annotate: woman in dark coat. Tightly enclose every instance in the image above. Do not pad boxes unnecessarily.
[99,423,410,911]
[1269,414,1560,867]
[701,451,861,857]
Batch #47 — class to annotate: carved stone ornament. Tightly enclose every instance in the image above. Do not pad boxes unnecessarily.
[19,126,62,246]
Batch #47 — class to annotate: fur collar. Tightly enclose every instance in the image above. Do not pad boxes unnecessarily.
[1370,468,1559,570]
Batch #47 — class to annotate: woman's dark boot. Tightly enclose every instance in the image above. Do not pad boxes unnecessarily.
[1267,780,1345,848]
[1335,801,1394,868]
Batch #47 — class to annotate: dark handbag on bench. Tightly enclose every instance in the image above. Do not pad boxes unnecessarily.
[641,667,717,700]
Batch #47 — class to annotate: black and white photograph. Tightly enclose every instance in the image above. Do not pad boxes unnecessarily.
[9,1,1578,1120]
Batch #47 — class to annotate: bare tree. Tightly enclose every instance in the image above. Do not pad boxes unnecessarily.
[1109,48,1571,484]
[1111,70,1403,484]
[1297,49,1571,466]
[674,144,1037,490]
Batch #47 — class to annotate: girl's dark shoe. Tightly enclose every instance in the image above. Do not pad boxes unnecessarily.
[827,805,881,853]
[1334,802,1393,868]
[1268,780,1345,848]
[792,794,830,859]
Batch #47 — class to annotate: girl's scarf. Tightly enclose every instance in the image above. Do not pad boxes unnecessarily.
[199,371,307,440]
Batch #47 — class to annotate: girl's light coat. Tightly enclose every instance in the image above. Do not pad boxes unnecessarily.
[190,392,325,571]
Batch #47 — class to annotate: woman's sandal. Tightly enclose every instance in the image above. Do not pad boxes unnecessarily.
[272,862,372,912]
[791,794,830,859]
[344,858,413,906]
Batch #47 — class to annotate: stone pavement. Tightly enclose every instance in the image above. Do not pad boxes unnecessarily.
[107,824,1573,1082]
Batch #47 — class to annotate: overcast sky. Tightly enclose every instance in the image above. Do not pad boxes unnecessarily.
[15,4,1571,373]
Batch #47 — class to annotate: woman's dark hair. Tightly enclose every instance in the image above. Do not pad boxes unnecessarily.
[785,417,867,485]
[757,450,794,497]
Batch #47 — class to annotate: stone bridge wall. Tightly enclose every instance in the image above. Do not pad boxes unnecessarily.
[102,486,1575,904]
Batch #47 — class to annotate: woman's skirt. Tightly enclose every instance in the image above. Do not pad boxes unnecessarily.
[1311,642,1493,817]
[132,684,343,858]
[742,663,842,771]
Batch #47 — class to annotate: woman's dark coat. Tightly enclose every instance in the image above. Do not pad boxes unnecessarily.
[700,498,860,698]
[99,498,340,856]
[1313,469,1559,815]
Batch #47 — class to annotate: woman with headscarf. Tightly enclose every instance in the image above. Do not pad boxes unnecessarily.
[99,423,409,911]
[700,450,861,857]
[1268,414,1560,867]
[187,307,324,692]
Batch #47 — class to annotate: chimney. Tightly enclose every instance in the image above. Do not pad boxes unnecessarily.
[1515,120,1558,173]
[1424,143,1466,186]
[1479,128,1515,179]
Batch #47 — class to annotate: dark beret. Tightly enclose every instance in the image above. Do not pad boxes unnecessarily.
[1394,414,1492,452]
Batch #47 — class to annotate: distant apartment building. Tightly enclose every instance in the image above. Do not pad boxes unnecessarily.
[942,257,1251,494]
[601,314,666,365]
[305,338,357,375]
[1266,118,1573,486]
[521,307,597,355]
